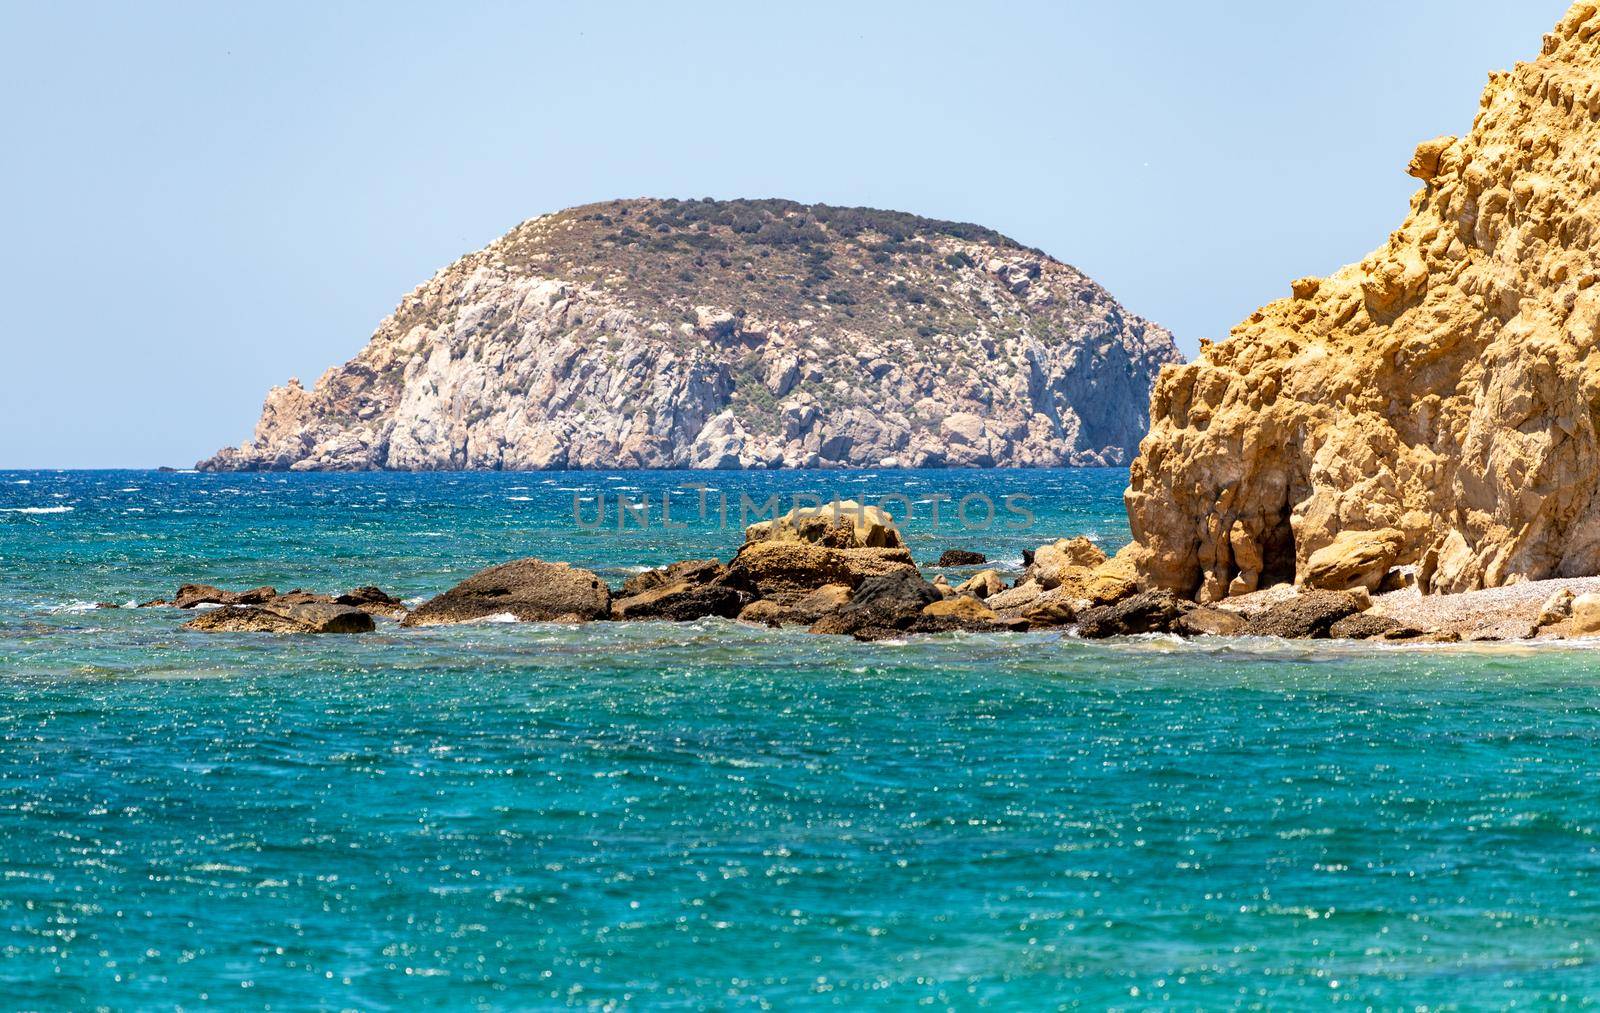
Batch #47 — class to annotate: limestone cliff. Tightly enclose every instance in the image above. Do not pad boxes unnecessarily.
[1125,3,1600,598]
[200,199,1179,471]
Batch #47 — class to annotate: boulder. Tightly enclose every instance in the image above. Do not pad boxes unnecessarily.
[936,549,987,567]
[183,601,375,634]
[743,500,902,549]
[809,571,941,636]
[736,584,851,628]
[1539,588,1578,627]
[333,585,408,619]
[954,569,1006,600]
[985,579,1045,612]
[921,596,999,623]
[1302,529,1405,593]
[1020,589,1081,629]
[401,558,611,626]
[1238,591,1364,639]
[1571,593,1600,636]
[174,584,278,609]
[1030,537,1107,590]
[1075,590,1186,639]
[1173,606,1245,637]
[611,579,750,622]
[619,559,725,598]
[1329,612,1420,640]
[726,541,917,596]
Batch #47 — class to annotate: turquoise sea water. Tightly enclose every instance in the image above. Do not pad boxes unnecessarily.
[4,469,1600,1009]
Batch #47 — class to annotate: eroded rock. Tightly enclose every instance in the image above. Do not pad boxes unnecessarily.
[401,559,611,626]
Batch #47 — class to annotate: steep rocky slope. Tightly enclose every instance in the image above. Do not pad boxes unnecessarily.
[201,199,1179,471]
[1124,2,1600,598]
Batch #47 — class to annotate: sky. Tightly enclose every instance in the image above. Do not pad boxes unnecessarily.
[0,0,1573,468]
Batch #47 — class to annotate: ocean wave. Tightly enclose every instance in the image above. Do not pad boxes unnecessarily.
[506,496,533,502]
[1,506,74,514]
[11,479,30,485]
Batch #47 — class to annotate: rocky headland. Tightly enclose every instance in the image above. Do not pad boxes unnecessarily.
[1122,2,1600,601]
[201,199,1180,472]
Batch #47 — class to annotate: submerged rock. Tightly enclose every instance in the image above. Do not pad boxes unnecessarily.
[401,559,612,626]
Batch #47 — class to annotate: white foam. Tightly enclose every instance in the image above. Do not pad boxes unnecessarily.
[11,480,30,485]
[506,496,533,502]
[1,506,73,514]
[478,612,522,624]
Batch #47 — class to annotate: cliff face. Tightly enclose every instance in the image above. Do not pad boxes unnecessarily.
[1125,2,1600,598]
[201,199,1180,472]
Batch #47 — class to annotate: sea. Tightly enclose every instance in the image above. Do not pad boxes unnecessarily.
[3,468,1599,1009]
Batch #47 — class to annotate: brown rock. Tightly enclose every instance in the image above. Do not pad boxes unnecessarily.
[1238,591,1363,639]
[611,579,749,622]
[1173,606,1245,637]
[620,559,725,598]
[1075,591,1186,639]
[1329,612,1420,641]
[743,500,902,549]
[921,596,999,623]
[726,541,917,596]
[1030,537,1107,590]
[1571,592,1600,635]
[401,559,611,626]
[183,601,375,634]
[954,569,1006,600]
[809,571,941,636]
[1302,529,1404,593]
[1020,588,1081,628]
[736,583,852,627]
[1121,6,1600,598]
[334,585,408,619]
[174,584,278,609]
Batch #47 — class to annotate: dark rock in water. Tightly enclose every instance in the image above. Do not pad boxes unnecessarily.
[401,558,611,627]
[1173,606,1245,637]
[1022,548,1036,568]
[137,598,170,608]
[94,602,120,610]
[809,571,942,636]
[619,559,726,598]
[183,601,375,634]
[1076,591,1185,638]
[726,542,917,596]
[174,584,278,609]
[156,466,178,473]
[936,549,987,567]
[611,580,750,622]
[1329,612,1421,640]
[1238,591,1363,639]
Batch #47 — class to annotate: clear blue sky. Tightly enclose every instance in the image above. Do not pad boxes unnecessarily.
[0,0,1571,467]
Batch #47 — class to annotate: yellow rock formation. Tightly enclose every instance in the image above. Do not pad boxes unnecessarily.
[1125,3,1600,598]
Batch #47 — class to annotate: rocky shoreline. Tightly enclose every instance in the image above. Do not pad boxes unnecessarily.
[127,501,1600,645]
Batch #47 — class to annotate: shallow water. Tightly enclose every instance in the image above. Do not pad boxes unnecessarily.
[4,470,1600,1008]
